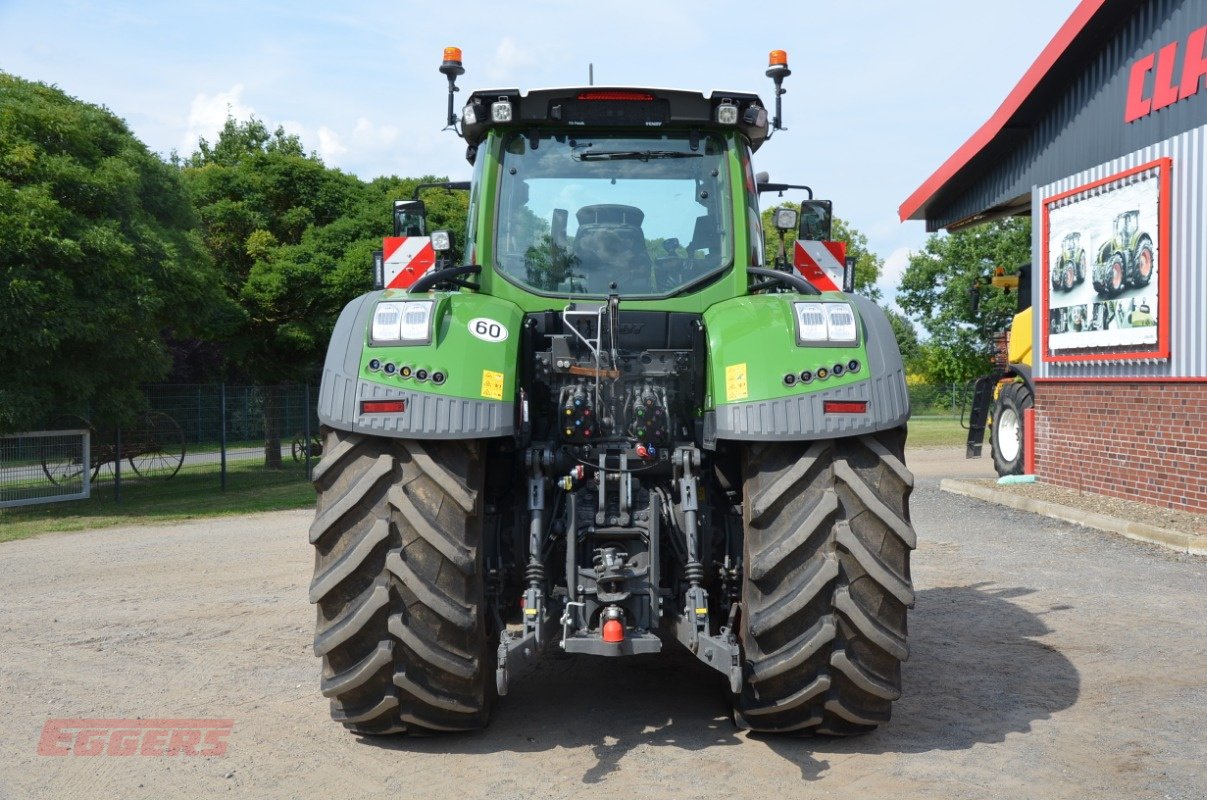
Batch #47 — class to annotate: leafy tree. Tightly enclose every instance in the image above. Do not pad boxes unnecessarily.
[760,202,883,300]
[896,217,1031,384]
[0,73,224,433]
[883,308,920,366]
[182,119,468,464]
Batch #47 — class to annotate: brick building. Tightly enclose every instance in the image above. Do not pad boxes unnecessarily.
[901,0,1207,512]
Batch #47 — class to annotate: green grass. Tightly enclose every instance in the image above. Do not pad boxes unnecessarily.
[906,416,968,448]
[0,459,315,544]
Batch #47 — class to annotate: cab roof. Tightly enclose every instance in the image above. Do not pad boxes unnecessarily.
[461,86,771,150]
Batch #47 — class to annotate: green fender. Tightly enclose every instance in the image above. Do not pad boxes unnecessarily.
[705,293,910,441]
[316,290,522,438]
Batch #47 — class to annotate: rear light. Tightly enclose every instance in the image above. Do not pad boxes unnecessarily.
[576,91,654,101]
[823,401,867,414]
[361,400,406,414]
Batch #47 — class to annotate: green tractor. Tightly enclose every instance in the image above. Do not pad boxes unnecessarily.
[1091,209,1154,297]
[308,48,915,737]
[1050,231,1086,292]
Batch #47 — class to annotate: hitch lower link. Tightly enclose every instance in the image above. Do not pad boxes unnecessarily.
[671,447,743,695]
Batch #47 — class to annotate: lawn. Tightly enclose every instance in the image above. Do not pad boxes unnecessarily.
[0,459,315,544]
[906,416,968,448]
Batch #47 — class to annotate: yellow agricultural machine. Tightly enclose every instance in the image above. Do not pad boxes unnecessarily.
[966,264,1034,476]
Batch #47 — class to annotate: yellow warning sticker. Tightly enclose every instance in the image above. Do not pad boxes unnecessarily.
[481,369,505,400]
[725,363,749,402]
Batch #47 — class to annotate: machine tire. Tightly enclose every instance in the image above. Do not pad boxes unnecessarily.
[309,427,492,735]
[734,428,915,735]
[1075,251,1087,284]
[1105,253,1125,296]
[1131,238,1154,287]
[990,382,1033,476]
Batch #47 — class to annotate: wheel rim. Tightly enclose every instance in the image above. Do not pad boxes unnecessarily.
[128,412,185,480]
[997,407,1021,463]
[1110,260,1123,291]
[1138,246,1152,278]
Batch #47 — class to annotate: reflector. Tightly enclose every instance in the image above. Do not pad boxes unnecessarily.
[361,400,406,414]
[823,401,867,414]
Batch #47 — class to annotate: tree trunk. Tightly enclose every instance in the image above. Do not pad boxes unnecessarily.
[263,383,283,470]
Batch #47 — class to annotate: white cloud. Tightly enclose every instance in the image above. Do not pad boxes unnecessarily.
[181,85,254,154]
[351,117,398,148]
[487,37,537,82]
[316,126,348,164]
[876,246,913,313]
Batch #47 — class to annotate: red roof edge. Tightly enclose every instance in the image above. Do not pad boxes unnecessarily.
[898,0,1111,223]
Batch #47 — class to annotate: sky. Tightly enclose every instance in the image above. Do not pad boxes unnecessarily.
[0,0,1083,308]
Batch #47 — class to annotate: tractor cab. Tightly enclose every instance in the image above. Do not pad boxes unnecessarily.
[1114,209,1139,242]
[1061,231,1081,257]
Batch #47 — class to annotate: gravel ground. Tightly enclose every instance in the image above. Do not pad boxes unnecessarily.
[0,446,1204,799]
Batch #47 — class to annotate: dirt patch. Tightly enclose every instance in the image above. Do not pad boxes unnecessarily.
[969,477,1207,536]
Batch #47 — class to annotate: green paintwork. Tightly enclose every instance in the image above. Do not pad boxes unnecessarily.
[703,294,869,408]
[359,291,523,402]
[351,127,873,425]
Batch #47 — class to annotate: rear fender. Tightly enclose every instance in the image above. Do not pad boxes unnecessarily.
[706,294,909,441]
[317,290,522,438]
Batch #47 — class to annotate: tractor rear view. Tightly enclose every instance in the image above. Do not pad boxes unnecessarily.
[307,48,916,736]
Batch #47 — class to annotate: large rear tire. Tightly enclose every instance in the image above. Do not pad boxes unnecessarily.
[735,428,915,734]
[309,428,492,735]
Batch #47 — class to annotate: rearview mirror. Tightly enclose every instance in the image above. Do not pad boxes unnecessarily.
[798,199,832,241]
[393,200,427,237]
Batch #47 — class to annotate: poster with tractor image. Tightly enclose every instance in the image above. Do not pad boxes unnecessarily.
[1043,159,1168,358]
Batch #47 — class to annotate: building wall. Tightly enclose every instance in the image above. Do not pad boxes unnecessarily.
[1031,124,1207,379]
[1036,381,1207,511]
[1028,120,1205,512]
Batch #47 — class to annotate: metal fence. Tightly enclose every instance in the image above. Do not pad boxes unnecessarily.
[907,383,970,417]
[0,429,91,508]
[0,384,320,507]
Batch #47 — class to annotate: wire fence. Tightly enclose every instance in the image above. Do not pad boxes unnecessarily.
[0,384,320,507]
[908,382,971,417]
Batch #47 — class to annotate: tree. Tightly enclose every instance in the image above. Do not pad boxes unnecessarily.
[0,73,224,433]
[760,202,883,300]
[896,217,1031,384]
[884,308,920,367]
[182,119,468,465]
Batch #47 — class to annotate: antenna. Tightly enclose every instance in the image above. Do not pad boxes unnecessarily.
[589,63,594,86]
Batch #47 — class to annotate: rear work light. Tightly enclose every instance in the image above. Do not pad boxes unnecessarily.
[823,401,867,414]
[361,400,406,414]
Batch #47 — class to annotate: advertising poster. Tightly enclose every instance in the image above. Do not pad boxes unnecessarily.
[1042,159,1170,361]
